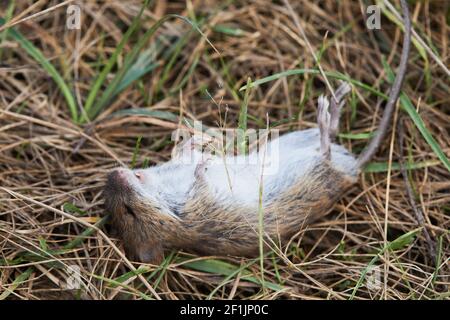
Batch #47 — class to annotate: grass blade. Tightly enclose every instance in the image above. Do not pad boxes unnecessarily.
[338,132,375,140]
[62,215,109,251]
[89,273,153,300]
[399,93,450,172]
[154,30,194,98]
[82,0,150,122]
[245,65,450,173]
[131,136,143,169]
[213,24,245,37]
[115,50,160,94]
[88,14,218,121]
[0,0,15,60]
[364,160,440,173]
[237,77,251,155]
[349,228,421,300]
[0,18,78,122]
[0,267,33,300]
[112,108,179,121]
[239,69,388,99]
[181,258,283,292]
[382,60,450,172]
[112,265,151,288]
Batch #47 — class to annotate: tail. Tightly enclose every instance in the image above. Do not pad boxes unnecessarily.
[356,0,411,168]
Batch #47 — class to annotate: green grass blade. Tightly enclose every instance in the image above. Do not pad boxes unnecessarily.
[213,24,245,37]
[183,258,238,275]
[131,136,143,169]
[338,132,375,140]
[364,160,440,173]
[0,18,78,122]
[62,215,109,251]
[387,228,422,251]
[82,0,150,121]
[63,202,87,216]
[115,51,160,94]
[38,237,49,252]
[89,273,153,300]
[432,234,444,285]
[112,108,179,121]
[380,1,428,63]
[206,259,257,299]
[155,30,194,97]
[88,14,217,121]
[87,15,175,120]
[112,265,151,288]
[151,252,176,289]
[382,60,450,172]
[182,258,283,292]
[239,69,388,99]
[0,0,15,60]
[0,267,33,300]
[249,65,450,173]
[349,228,421,300]
[237,77,251,155]
[118,38,167,99]
[399,93,450,172]
[169,54,200,94]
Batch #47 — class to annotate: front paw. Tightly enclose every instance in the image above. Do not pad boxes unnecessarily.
[194,156,212,178]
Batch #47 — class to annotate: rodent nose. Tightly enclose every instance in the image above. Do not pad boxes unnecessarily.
[116,169,127,179]
[106,169,129,188]
[104,169,133,219]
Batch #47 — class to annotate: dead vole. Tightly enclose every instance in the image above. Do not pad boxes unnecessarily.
[103,0,411,263]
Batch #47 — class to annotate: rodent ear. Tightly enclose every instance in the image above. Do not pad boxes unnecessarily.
[135,242,164,265]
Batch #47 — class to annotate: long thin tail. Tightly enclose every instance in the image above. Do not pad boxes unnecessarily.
[356,0,411,168]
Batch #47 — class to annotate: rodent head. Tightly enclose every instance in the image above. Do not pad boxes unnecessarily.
[103,168,166,263]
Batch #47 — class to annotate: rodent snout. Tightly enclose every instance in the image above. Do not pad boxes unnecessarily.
[104,168,147,201]
[104,168,133,197]
[108,168,129,185]
[104,168,136,218]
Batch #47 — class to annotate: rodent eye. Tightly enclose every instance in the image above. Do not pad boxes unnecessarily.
[124,204,136,217]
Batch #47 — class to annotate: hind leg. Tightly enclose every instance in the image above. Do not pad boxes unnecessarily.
[329,82,351,140]
[317,95,331,160]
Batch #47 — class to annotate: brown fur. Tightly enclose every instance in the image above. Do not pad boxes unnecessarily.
[103,0,411,265]
[104,161,357,263]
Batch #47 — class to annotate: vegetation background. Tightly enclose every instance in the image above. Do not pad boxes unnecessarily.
[0,0,448,299]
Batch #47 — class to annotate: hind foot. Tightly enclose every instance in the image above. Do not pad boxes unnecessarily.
[317,95,331,160]
[329,82,351,140]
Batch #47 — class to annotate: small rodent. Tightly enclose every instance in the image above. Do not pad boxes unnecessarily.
[103,0,411,264]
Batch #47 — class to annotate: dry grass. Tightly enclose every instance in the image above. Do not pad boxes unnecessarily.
[0,0,449,300]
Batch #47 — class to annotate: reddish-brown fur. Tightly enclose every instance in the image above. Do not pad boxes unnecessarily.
[104,0,411,264]
[104,161,357,263]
